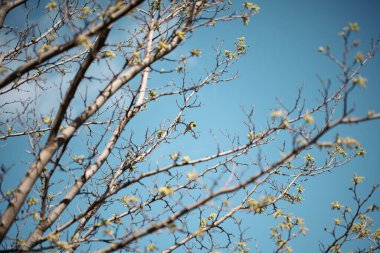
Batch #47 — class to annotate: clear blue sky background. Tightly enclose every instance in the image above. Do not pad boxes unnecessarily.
[1,0,380,252]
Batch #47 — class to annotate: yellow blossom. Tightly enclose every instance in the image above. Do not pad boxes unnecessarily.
[352,76,367,88]
[271,109,285,118]
[175,30,186,40]
[285,246,293,253]
[356,148,366,157]
[279,120,290,129]
[103,51,117,58]
[237,241,246,248]
[351,222,363,232]
[169,153,179,160]
[82,6,93,15]
[47,232,60,242]
[247,198,256,209]
[334,218,342,225]
[34,131,45,138]
[300,227,308,235]
[343,137,360,149]
[296,217,304,226]
[330,245,342,253]
[235,37,247,55]
[317,46,325,53]
[286,162,293,169]
[148,90,157,99]
[273,209,282,218]
[33,212,42,221]
[243,2,260,12]
[270,227,278,234]
[264,195,273,203]
[304,112,314,124]
[6,126,13,135]
[186,170,197,180]
[42,116,52,124]
[182,156,190,163]
[348,22,360,32]
[208,213,217,221]
[242,15,250,25]
[190,49,201,56]
[247,131,254,142]
[304,153,315,163]
[352,175,364,184]
[193,227,204,236]
[45,1,57,11]
[224,50,235,60]
[277,239,285,247]
[200,217,208,227]
[47,33,56,42]
[372,228,380,240]
[73,154,85,163]
[99,220,111,226]
[335,145,347,157]
[39,43,51,54]
[132,51,141,58]
[146,243,157,252]
[27,197,38,206]
[5,189,14,197]
[331,201,341,210]
[16,240,26,246]
[247,198,265,213]
[355,52,364,64]
[76,35,91,48]
[157,40,169,52]
[357,228,371,238]
[56,241,71,250]
[121,195,138,207]
[158,185,174,196]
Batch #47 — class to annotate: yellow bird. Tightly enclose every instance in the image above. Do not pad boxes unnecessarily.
[184,121,197,134]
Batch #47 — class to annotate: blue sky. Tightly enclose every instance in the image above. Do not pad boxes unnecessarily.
[1,0,380,252]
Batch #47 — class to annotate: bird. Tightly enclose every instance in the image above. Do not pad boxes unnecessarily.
[184,121,197,134]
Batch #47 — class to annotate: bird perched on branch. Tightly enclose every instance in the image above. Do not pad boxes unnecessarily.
[184,121,197,134]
